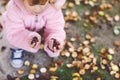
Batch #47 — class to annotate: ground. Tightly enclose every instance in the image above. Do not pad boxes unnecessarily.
[0,0,120,80]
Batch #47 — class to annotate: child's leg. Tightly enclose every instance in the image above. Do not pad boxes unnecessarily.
[10,48,24,68]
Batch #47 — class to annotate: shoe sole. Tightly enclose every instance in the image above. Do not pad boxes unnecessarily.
[10,61,23,68]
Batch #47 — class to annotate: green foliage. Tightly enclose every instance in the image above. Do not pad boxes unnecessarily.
[90,44,104,55]
[20,75,28,80]
[55,64,76,80]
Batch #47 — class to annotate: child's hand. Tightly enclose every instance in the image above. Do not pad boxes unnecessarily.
[48,38,61,52]
[49,0,56,4]
[29,36,41,48]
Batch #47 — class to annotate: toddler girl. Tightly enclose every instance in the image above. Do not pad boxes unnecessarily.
[1,0,66,68]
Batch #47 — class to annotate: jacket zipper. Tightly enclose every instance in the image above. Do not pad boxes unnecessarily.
[35,15,38,23]
[33,14,38,31]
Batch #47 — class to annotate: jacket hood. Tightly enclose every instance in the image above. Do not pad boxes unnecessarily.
[13,0,28,14]
[12,0,51,14]
[12,0,66,14]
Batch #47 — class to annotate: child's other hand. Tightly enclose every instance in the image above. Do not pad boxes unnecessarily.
[48,38,61,52]
[29,36,41,48]
[49,0,56,4]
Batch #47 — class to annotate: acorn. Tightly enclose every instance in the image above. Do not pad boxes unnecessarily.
[83,23,88,27]
[105,15,113,22]
[84,0,89,4]
[114,40,120,47]
[65,10,71,16]
[61,51,66,56]
[79,69,85,75]
[65,51,70,57]
[35,74,40,79]
[85,34,92,40]
[40,67,47,73]
[30,69,36,74]
[72,73,80,77]
[89,16,96,21]
[92,0,97,2]
[115,73,120,78]
[107,54,113,60]
[111,65,119,72]
[110,70,116,75]
[90,37,96,43]
[67,42,75,48]
[24,60,30,67]
[84,11,90,16]
[17,70,25,75]
[82,56,87,60]
[32,64,39,69]
[72,60,78,66]
[101,64,106,69]
[72,52,78,58]
[70,37,76,42]
[75,0,80,5]
[66,64,74,68]
[49,63,58,72]
[88,1,95,7]
[50,76,58,80]
[93,58,97,64]
[96,77,102,80]
[114,15,120,22]
[40,44,44,49]
[83,40,90,45]
[98,11,105,16]
[83,47,90,53]
[113,26,120,35]
[72,11,78,17]
[113,29,120,35]
[77,47,83,52]
[86,52,91,56]
[89,54,94,59]
[77,61,83,68]
[102,59,108,65]
[67,2,74,8]
[64,16,69,21]
[93,66,98,71]
[107,3,112,9]
[100,4,105,10]
[108,48,115,54]
[81,60,87,64]
[86,58,92,63]
[15,78,21,80]
[72,77,79,80]
[28,74,35,80]
[100,48,107,54]
[69,47,75,52]
[84,64,90,70]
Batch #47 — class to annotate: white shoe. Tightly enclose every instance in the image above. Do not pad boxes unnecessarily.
[10,49,24,68]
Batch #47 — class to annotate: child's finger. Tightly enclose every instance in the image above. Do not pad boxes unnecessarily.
[58,45,61,49]
[31,42,36,48]
[53,47,57,52]
[37,36,41,42]
[49,40,54,50]
[34,36,41,48]
[29,36,40,48]
[34,41,40,48]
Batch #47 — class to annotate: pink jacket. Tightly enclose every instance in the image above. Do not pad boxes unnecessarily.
[1,0,66,57]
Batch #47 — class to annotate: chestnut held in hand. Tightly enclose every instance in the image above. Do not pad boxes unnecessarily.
[31,36,39,48]
[48,38,60,52]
